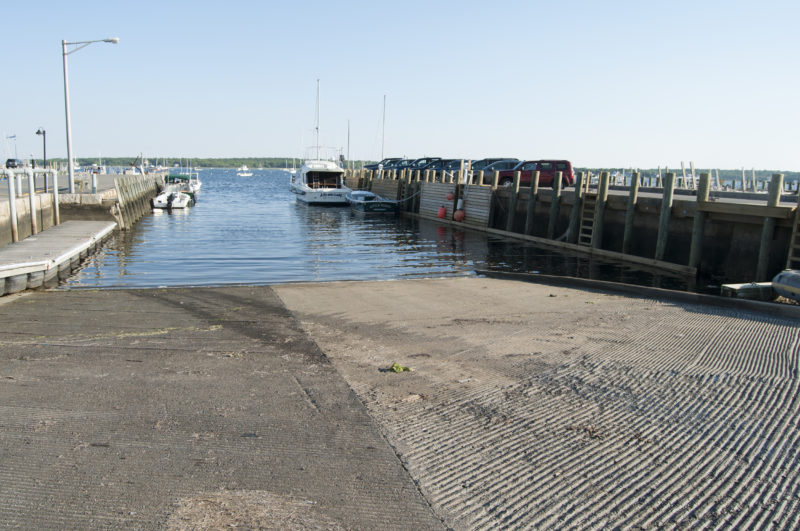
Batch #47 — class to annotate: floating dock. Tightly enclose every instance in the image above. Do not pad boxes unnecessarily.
[0,220,116,295]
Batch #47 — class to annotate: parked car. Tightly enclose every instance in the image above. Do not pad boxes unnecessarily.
[5,158,24,169]
[407,157,441,171]
[471,158,517,173]
[480,159,521,183]
[382,159,412,171]
[364,157,402,171]
[419,158,456,172]
[418,159,460,181]
[444,159,469,171]
[497,160,575,188]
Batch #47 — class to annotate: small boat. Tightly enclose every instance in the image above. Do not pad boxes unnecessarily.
[290,160,351,205]
[152,188,193,209]
[773,270,800,303]
[166,171,202,193]
[346,190,398,214]
[236,165,253,177]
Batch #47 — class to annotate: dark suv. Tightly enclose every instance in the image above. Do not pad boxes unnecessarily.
[497,160,575,188]
[5,158,23,169]
[479,159,521,184]
[364,158,402,171]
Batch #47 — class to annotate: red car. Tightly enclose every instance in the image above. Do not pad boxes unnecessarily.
[497,160,575,188]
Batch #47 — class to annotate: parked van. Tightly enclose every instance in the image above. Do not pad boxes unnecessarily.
[497,160,575,188]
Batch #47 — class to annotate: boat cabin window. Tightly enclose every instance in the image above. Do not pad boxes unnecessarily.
[306,171,343,189]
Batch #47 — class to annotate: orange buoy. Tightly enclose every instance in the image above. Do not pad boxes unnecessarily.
[453,209,466,222]
[437,205,447,218]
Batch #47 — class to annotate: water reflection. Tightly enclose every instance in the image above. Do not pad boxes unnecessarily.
[63,169,699,292]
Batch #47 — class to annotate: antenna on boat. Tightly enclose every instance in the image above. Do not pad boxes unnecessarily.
[381,94,386,160]
[315,79,320,161]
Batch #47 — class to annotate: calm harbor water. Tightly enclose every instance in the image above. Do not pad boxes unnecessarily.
[62,169,697,291]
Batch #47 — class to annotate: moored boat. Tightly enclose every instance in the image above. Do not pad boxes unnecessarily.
[290,160,351,205]
[236,165,253,177]
[773,270,800,303]
[166,171,202,193]
[346,190,398,214]
[152,187,193,209]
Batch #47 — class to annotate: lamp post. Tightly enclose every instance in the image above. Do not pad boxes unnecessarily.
[5,134,17,160]
[62,37,119,194]
[36,128,47,192]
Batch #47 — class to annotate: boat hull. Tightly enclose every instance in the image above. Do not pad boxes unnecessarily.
[292,187,349,205]
[346,191,398,214]
[773,270,800,303]
[152,191,193,209]
[349,200,398,213]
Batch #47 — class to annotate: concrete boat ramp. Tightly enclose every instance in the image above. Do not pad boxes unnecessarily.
[1,277,799,529]
[0,221,116,295]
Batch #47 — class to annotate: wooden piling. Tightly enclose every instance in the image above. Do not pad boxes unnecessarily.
[756,173,785,280]
[655,172,676,261]
[622,171,641,254]
[681,161,687,189]
[412,179,421,213]
[688,173,711,270]
[524,171,541,236]
[505,171,521,232]
[546,171,563,239]
[566,172,584,243]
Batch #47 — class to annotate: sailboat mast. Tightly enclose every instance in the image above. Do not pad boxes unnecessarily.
[315,79,320,161]
[381,94,386,160]
[347,119,350,169]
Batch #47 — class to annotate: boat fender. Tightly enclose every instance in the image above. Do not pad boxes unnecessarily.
[437,205,446,219]
[446,192,455,201]
[453,209,466,222]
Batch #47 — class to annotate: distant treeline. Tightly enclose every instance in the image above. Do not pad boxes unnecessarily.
[42,157,373,169]
[37,158,798,181]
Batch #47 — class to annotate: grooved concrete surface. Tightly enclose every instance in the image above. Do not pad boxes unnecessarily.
[275,277,800,530]
[0,287,443,530]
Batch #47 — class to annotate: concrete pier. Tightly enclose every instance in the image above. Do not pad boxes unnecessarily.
[1,277,798,528]
[0,220,116,295]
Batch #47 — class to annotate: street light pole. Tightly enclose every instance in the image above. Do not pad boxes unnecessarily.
[36,128,47,192]
[62,37,119,194]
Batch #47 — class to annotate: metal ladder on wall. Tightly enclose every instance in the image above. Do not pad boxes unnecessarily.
[578,178,599,246]
[787,204,800,269]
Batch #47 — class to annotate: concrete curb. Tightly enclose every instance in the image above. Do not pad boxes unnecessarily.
[476,269,800,319]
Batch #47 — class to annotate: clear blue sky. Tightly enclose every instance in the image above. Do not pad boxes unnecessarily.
[3,0,799,170]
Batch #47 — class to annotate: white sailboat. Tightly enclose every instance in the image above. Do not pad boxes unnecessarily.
[289,80,350,205]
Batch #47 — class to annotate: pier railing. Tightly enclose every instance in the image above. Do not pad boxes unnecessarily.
[344,167,798,282]
[2,168,59,245]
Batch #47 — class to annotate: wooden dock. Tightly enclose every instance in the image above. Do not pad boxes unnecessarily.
[346,168,800,283]
[0,220,116,295]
